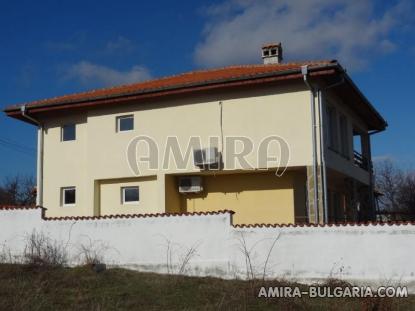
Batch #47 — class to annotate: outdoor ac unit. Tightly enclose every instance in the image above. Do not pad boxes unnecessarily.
[178,176,203,193]
[193,147,219,167]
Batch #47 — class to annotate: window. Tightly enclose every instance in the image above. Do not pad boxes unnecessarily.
[117,115,134,132]
[326,106,338,151]
[62,187,76,206]
[121,186,139,204]
[339,114,349,158]
[61,124,76,141]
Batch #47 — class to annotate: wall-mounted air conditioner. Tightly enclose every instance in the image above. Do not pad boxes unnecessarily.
[178,176,203,193]
[193,147,219,168]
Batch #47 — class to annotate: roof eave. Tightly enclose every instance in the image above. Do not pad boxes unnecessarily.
[342,71,388,131]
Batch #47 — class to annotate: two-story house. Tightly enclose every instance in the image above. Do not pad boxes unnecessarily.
[4,44,387,225]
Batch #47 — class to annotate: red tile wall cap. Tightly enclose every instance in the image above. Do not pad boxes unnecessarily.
[233,221,415,228]
[4,206,411,228]
[0,205,41,210]
[43,209,235,221]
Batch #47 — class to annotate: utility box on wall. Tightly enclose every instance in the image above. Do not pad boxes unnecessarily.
[178,176,203,193]
[193,147,220,168]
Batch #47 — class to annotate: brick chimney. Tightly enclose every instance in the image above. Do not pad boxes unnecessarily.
[262,43,283,64]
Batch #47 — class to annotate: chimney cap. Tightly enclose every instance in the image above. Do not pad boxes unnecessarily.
[262,42,282,49]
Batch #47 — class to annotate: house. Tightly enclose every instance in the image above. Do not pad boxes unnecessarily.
[4,43,387,225]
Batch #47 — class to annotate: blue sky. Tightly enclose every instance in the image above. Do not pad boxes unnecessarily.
[1,0,414,178]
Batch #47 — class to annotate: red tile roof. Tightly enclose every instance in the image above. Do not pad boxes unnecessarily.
[4,61,337,112]
[3,60,387,130]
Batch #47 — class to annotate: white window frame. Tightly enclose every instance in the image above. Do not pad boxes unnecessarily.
[61,124,76,141]
[121,186,139,205]
[116,115,134,132]
[61,187,76,207]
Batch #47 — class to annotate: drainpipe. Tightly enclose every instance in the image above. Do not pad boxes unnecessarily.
[317,90,329,223]
[301,65,319,224]
[20,105,43,207]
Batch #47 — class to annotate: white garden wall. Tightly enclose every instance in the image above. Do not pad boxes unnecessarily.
[1,207,414,292]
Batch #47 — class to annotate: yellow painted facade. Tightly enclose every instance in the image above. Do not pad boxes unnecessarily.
[182,171,296,225]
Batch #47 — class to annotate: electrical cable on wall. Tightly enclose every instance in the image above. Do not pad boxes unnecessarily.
[219,100,224,161]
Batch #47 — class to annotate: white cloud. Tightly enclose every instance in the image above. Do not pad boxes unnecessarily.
[194,0,414,70]
[105,36,136,54]
[372,154,395,163]
[65,61,152,87]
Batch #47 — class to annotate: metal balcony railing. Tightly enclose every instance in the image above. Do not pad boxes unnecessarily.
[354,150,369,171]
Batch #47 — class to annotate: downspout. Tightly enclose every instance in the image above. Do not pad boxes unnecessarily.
[20,105,43,207]
[317,90,329,223]
[301,65,319,223]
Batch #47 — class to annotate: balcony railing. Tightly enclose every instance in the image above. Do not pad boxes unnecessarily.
[354,150,369,171]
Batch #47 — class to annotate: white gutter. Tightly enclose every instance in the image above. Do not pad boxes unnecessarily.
[301,65,319,223]
[20,105,43,207]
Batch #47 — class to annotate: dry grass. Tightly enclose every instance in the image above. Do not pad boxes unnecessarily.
[0,264,413,311]
[0,265,415,311]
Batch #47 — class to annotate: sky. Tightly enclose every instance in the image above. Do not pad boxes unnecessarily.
[0,0,414,178]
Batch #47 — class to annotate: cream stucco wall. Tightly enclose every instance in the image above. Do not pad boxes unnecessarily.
[42,115,89,217]
[39,82,372,219]
[41,83,316,217]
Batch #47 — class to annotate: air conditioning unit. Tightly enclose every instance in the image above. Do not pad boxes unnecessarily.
[193,147,219,168]
[178,176,203,193]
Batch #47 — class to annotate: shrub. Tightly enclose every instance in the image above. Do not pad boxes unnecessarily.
[23,231,67,267]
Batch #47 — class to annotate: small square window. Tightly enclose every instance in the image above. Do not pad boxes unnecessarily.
[62,124,76,141]
[62,187,76,206]
[117,115,134,132]
[121,186,139,204]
